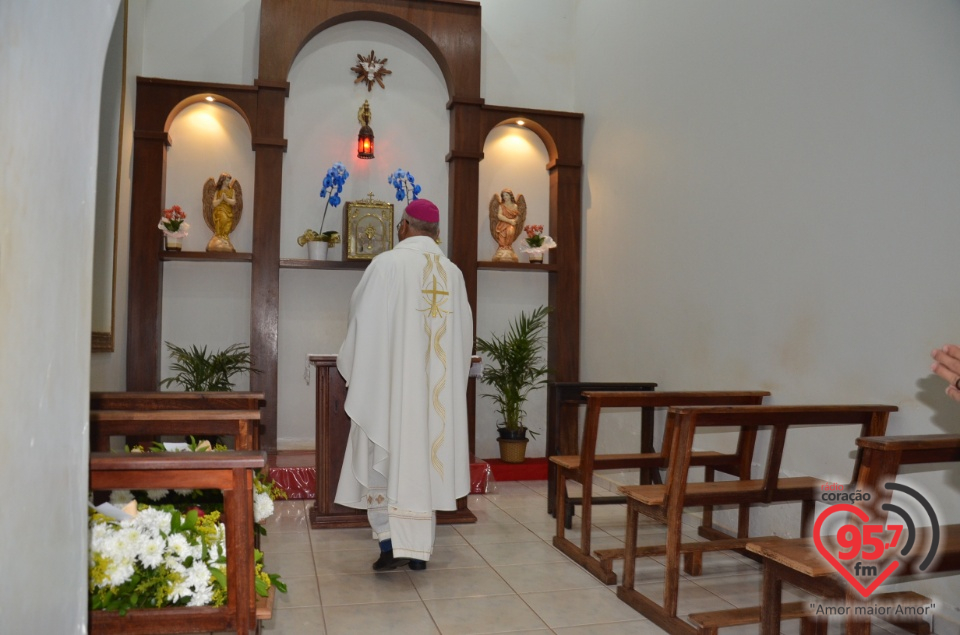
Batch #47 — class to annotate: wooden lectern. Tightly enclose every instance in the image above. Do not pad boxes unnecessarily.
[307,354,476,529]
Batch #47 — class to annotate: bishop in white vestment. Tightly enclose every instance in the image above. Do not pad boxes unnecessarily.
[335,199,473,568]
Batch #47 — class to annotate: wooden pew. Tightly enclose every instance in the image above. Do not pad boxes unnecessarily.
[615,404,896,635]
[89,451,266,635]
[550,390,770,583]
[547,382,658,518]
[748,433,960,635]
[90,392,265,451]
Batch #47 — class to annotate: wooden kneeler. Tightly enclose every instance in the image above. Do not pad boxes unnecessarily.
[616,404,896,635]
[551,390,769,584]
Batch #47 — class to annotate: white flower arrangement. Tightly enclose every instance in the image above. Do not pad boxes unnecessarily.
[89,505,228,612]
[158,205,190,239]
[89,501,287,614]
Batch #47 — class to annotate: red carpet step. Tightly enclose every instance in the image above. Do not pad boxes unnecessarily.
[266,452,546,499]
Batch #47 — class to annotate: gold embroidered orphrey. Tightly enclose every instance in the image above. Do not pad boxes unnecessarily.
[420,254,453,478]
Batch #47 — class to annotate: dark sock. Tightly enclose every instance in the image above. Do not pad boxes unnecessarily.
[379,539,393,553]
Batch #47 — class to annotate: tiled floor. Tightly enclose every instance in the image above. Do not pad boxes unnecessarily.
[250,480,917,635]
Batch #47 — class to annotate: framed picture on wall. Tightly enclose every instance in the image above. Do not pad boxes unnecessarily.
[344,194,394,260]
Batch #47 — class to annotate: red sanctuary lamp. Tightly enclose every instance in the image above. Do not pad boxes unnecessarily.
[357,99,374,159]
[357,126,374,159]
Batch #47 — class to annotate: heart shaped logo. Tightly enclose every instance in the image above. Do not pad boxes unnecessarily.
[813,503,900,598]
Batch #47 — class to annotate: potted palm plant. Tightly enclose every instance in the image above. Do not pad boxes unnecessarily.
[475,305,551,463]
[159,342,260,391]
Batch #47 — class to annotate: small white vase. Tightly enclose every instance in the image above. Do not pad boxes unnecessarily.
[307,240,329,260]
[164,235,182,251]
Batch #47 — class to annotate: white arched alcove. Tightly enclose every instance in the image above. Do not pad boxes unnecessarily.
[160,101,255,389]
[475,123,551,459]
[277,20,450,449]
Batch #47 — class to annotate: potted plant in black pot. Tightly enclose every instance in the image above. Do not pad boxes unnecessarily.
[475,305,551,463]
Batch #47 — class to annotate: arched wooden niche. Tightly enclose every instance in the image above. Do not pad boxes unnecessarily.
[475,105,584,387]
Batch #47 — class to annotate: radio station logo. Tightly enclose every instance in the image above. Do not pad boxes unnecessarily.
[814,482,940,599]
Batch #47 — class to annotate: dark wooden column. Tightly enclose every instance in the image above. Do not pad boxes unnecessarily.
[549,159,583,384]
[125,129,168,389]
[447,97,484,456]
[250,80,289,452]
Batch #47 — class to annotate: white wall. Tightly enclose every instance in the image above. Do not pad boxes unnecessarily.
[0,0,120,631]
[574,0,960,613]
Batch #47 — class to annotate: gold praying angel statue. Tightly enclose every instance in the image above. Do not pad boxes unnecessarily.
[488,188,526,262]
[202,172,243,252]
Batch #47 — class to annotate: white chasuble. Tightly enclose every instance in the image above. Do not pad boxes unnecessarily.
[335,235,473,513]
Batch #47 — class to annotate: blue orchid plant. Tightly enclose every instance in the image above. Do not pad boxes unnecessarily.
[312,162,349,244]
[388,168,421,204]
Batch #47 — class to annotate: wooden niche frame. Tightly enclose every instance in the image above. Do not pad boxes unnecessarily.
[124,0,584,455]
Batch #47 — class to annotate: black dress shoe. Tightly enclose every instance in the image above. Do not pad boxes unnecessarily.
[408,559,427,571]
[372,550,411,571]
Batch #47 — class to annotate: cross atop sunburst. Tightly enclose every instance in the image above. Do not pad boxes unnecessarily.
[351,50,391,91]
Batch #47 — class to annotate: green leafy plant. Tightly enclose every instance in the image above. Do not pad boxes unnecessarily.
[159,342,260,392]
[474,305,552,438]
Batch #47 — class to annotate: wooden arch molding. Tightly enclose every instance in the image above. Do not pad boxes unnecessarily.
[257,0,482,101]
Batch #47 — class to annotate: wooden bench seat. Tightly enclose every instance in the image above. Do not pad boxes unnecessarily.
[749,433,960,635]
[89,451,266,635]
[550,390,770,583]
[91,391,266,411]
[624,475,825,507]
[551,449,733,472]
[596,535,784,574]
[616,404,896,635]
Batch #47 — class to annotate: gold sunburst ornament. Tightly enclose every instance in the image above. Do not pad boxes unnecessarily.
[351,50,391,91]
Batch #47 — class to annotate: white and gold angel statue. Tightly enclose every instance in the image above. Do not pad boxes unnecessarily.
[202,172,243,252]
[488,188,526,262]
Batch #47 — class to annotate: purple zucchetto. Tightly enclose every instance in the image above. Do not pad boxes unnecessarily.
[405,199,440,224]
